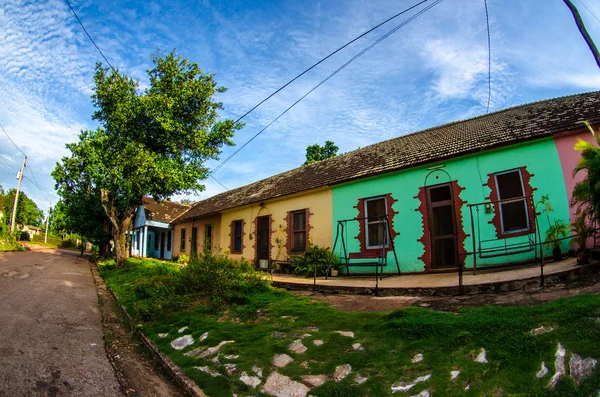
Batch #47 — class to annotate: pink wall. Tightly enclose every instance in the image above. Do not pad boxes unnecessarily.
[553,127,597,223]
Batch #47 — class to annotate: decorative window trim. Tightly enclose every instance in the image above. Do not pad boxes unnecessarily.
[484,166,537,239]
[286,209,310,254]
[364,196,388,249]
[353,193,398,258]
[230,220,245,254]
[494,169,529,235]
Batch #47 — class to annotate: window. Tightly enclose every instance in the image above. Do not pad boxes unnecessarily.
[136,230,140,250]
[167,231,172,251]
[290,210,307,252]
[205,225,212,251]
[495,169,529,234]
[364,197,388,248]
[180,228,186,251]
[232,220,243,253]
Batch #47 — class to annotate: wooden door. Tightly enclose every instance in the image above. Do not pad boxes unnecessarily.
[256,216,270,262]
[427,183,458,269]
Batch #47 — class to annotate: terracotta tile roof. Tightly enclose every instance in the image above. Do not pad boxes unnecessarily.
[143,197,189,223]
[175,91,600,223]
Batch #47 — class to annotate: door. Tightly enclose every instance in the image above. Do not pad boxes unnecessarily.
[160,232,165,259]
[191,227,198,257]
[256,216,271,264]
[426,183,458,269]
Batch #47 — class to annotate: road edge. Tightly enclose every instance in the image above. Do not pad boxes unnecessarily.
[87,256,207,397]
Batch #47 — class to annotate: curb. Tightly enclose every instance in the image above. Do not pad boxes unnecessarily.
[273,262,600,296]
[89,258,207,397]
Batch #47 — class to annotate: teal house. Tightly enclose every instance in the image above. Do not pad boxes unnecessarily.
[327,92,600,274]
[130,197,189,260]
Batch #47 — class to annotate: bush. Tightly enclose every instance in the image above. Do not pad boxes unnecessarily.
[291,245,339,277]
[179,252,270,306]
[177,254,190,265]
[19,232,30,241]
[60,238,77,249]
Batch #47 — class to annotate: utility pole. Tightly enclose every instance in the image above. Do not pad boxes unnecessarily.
[44,202,51,244]
[10,156,26,233]
[563,0,600,69]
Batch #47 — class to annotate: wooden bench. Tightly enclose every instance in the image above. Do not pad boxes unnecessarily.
[272,260,294,274]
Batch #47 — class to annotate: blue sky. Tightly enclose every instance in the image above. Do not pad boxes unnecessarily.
[1,0,600,212]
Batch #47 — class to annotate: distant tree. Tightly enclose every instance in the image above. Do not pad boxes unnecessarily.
[2,189,43,227]
[179,198,194,206]
[304,140,339,165]
[53,50,242,266]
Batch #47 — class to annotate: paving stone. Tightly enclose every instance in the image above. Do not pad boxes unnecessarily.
[333,364,352,382]
[536,362,548,379]
[195,366,221,377]
[273,354,294,368]
[211,354,220,364]
[300,361,308,368]
[530,325,554,336]
[252,365,263,378]
[301,375,329,387]
[171,335,194,350]
[334,331,354,338]
[224,363,237,376]
[261,372,310,397]
[569,353,598,385]
[199,331,208,342]
[184,346,205,358]
[240,371,262,388]
[411,353,424,363]
[199,340,235,358]
[475,348,488,363]
[352,343,364,351]
[313,340,324,346]
[304,326,319,332]
[158,333,169,338]
[178,326,188,333]
[548,343,566,388]
[272,331,286,339]
[355,374,368,385]
[391,374,431,393]
[451,370,460,380]
[289,340,307,354]
[224,355,240,360]
[411,391,429,397]
[300,334,312,339]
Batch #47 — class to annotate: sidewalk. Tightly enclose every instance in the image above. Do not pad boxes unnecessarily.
[271,257,600,296]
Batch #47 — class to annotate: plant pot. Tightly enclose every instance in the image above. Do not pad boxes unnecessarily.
[552,246,562,262]
[577,249,590,265]
[330,269,339,277]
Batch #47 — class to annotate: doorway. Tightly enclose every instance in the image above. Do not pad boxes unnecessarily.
[191,227,198,257]
[256,216,271,265]
[426,183,458,269]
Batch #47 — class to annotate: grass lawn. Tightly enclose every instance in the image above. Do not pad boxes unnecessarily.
[30,234,63,249]
[99,258,600,397]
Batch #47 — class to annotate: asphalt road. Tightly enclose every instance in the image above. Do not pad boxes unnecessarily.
[0,249,122,397]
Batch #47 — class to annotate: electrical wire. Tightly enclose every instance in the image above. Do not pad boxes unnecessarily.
[577,0,600,25]
[0,122,26,157]
[210,174,229,191]
[232,0,430,125]
[211,0,444,175]
[484,0,491,113]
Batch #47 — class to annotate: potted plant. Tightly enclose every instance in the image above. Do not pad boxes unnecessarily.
[544,219,570,262]
[330,261,340,277]
[571,213,595,265]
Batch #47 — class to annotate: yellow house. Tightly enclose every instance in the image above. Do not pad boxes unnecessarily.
[172,166,333,268]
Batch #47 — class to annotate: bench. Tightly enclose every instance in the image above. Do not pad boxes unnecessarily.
[339,251,387,280]
[272,260,294,274]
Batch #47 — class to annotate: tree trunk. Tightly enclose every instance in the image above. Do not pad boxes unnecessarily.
[113,228,129,267]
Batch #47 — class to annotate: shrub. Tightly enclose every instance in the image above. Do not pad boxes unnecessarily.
[60,238,77,249]
[291,245,339,277]
[133,274,177,300]
[177,254,190,265]
[19,232,30,241]
[179,252,270,306]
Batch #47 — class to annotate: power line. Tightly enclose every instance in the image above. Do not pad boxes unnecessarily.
[484,0,491,113]
[0,121,26,157]
[0,150,18,173]
[577,0,600,25]
[232,0,430,125]
[210,174,229,191]
[63,0,120,76]
[211,0,444,175]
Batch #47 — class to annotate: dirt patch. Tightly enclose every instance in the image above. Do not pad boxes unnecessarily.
[294,273,600,312]
[89,260,187,397]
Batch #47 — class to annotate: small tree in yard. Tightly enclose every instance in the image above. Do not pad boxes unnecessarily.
[53,50,242,266]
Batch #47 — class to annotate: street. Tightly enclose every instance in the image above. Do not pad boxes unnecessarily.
[0,249,121,396]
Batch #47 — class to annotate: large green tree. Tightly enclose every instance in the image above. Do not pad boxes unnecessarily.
[2,189,44,227]
[304,140,339,165]
[53,50,242,265]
